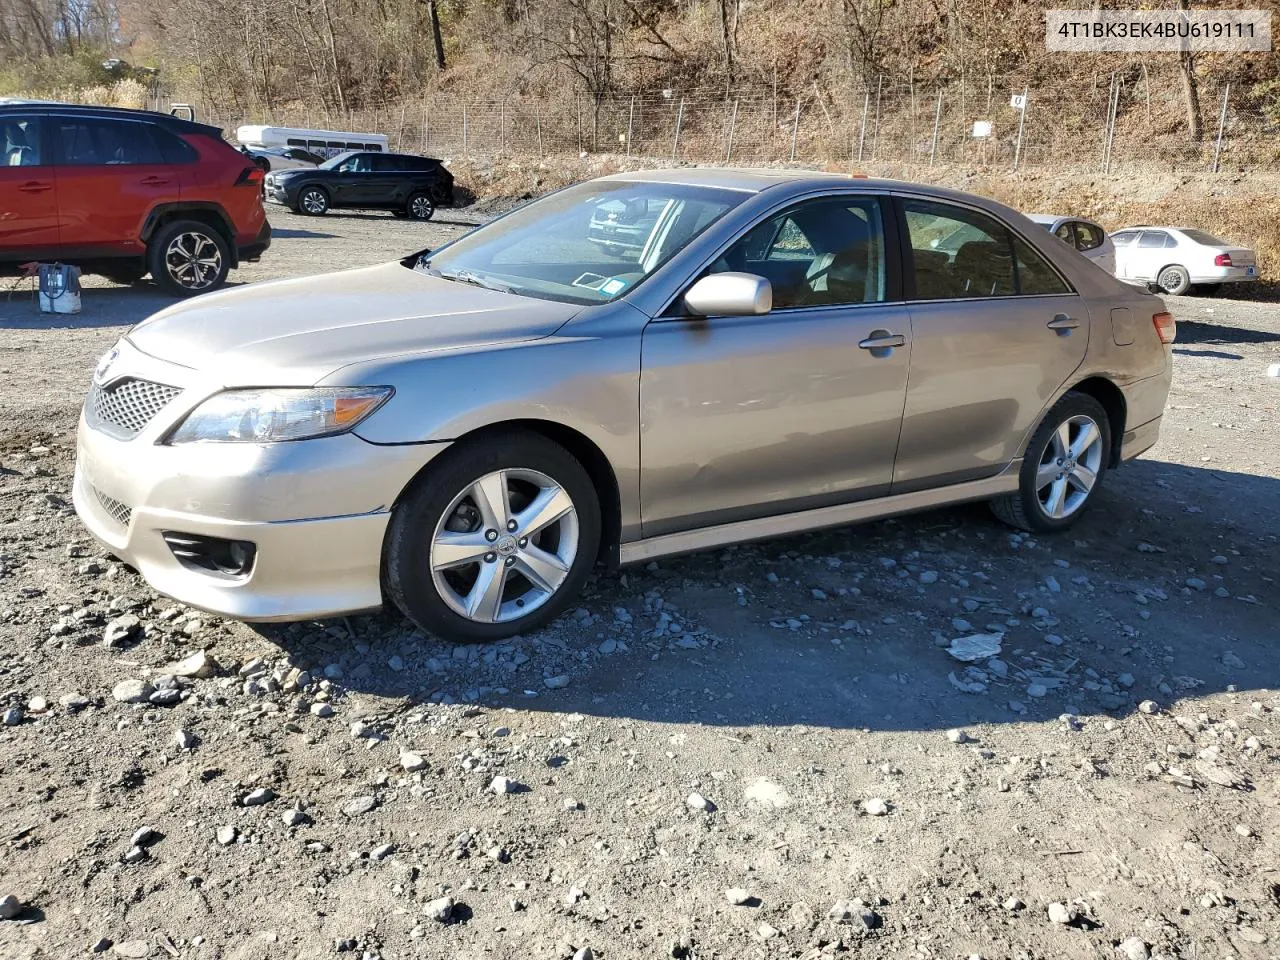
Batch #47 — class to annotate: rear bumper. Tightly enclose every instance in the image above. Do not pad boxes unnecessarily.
[1120,415,1162,462]
[1190,266,1258,283]
[236,220,272,263]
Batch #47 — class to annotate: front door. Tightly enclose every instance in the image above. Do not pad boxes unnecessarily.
[640,194,911,537]
[0,115,60,255]
[891,197,1088,492]
[50,116,178,254]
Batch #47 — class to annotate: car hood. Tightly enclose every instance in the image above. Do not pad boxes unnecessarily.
[127,262,580,385]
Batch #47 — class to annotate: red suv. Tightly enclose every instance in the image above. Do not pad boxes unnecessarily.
[0,104,271,296]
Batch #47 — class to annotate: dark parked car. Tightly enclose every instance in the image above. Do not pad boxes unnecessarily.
[0,103,271,296]
[264,150,453,220]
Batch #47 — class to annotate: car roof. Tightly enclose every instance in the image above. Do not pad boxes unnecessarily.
[596,167,897,193]
[0,102,223,138]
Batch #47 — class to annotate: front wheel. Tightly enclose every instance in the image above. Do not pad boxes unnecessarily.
[990,392,1110,533]
[1157,264,1191,296]
[297,186,329,216]
[384,432,601,642]
[146,220,231,297]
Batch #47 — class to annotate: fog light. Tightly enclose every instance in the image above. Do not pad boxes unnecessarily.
[162,532,257,578]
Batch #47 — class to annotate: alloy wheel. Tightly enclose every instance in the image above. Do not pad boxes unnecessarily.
[409,195,434,219]
[164,232,224,291]
[1035,414,1104,520]
[301,189,327,214]
[429,468,579,624]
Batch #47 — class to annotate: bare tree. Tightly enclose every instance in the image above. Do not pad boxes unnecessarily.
[1176,0,1203,141]
[425,0,446,70]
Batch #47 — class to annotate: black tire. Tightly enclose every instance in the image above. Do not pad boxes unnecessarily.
[384,431,601,642]
[1156,264,1191,296]
[990,392,1111,533]
[297,185,330,216]
[405,192,436,221]
[146,220,232,297]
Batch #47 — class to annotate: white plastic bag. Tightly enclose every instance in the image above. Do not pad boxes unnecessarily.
[38,263,81,314]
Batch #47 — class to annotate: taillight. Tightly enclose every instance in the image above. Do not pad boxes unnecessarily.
[1152,311,1176,344]
[1213,253,1232,267]
[235,165,264,187]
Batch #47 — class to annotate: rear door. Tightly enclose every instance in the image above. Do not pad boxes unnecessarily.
[371,154,407,203]
[891,196,1088,492]
[0,114,60,255]
[50,116,177,254]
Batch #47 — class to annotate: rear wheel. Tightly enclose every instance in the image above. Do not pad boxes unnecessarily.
[146,220,231,297]
[298,186,329,216]
[384,432,601,642]
[990,392,1110,533]
[406,192,436,221]
[1156,264,1191,296]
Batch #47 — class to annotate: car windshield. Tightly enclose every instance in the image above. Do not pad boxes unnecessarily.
[417,181,747,305]
[319,151,357,170]
[1180,228,1226,245]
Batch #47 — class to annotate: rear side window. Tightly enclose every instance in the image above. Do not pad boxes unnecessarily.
[1074,222,1104,251]
[1137,231,1173,249]
[55,119,164,165]
[904,199,1070,299]
[2,116,45,166]
[150,126,198,163]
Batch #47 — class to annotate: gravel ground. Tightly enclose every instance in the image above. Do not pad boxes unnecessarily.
[1,206,1278,960]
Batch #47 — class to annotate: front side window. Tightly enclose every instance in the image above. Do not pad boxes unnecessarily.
[905,199,1070,299]
[419,180,746,305]
[55,119,163,165]
[1137,231,1172,249]
[3,117,44,166]
[708,196,887,308]
[1111,231,1136,247]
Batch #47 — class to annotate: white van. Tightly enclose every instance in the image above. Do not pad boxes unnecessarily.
[235,125,389,160]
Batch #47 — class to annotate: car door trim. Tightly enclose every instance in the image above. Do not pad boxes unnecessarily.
[619,461,1020,564]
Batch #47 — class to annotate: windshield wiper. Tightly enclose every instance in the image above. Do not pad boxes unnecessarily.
[437,268,513,294]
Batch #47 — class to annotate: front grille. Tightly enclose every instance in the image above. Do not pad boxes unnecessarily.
[87,378,182,439]
[94,487,133,527]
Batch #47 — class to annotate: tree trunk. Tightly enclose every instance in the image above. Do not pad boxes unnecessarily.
[718,0,735,96]
[426,0,445,70]
[1177,0,1202,141]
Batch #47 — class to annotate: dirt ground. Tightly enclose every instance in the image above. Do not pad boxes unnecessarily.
[1,202,1278,960]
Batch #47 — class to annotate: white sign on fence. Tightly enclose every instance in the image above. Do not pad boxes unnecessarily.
[972,120,993,139]
[1010,94,1027,110]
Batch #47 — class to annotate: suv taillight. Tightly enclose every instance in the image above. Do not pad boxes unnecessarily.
[235,165,264,187]
[1152,311,1176,344]
[1213,253,1232,267]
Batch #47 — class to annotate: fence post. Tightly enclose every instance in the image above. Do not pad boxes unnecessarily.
[1212,83,1230,172]
[871,75,883,160]
[576,94,583,153]
[725,98,739,162]
[1012,85,1029,170]
[909,72,917,161]
[396,104,407,151]
[857,89,870,163]
[1101,73,1116,171]
[1105,76,1122,173]
[789,97,802,161]
[500,99,506,154]
[626,95,635,157]
[671,97,685,160]
[421,102,428,151]
[535,108,543,158]
[929,89,942,165]
[462,102,468,157]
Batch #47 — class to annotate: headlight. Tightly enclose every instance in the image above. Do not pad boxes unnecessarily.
[167,387,393,444]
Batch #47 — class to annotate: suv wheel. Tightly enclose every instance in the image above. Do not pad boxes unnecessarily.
[147,220,231,297]
[298,186,329,215]
[384,432,601,642]
[406,192,436,221]
[990,392,1110,533]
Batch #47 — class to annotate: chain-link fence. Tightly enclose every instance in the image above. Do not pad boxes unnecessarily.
[198,76,1279,174]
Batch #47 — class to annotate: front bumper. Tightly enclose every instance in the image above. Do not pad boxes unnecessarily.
[72,345,445,621]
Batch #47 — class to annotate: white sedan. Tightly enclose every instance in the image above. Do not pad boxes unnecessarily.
[1110,226,1258,296]
[1027,215,1116,275]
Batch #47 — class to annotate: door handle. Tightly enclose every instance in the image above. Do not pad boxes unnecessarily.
[18,181,52,193]
[1047,314,1080,331]
[858,332,907,351]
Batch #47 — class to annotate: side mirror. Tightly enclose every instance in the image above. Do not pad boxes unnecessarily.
[683,272,772,317]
